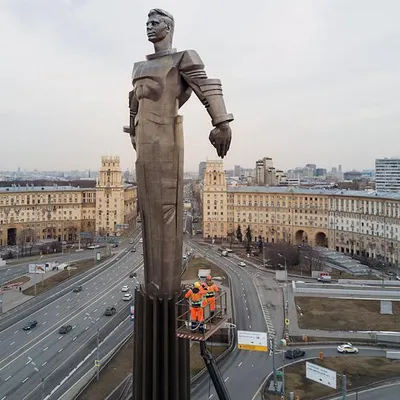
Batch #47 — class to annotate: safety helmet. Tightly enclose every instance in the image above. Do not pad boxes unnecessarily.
[194,281,201,289]
[206,275,212,281]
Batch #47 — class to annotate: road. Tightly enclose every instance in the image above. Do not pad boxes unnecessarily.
[331,381,400,400]
[0,240,144,400]
[189,240,269,400]
[187,241,396,400]
[0,237,133,287]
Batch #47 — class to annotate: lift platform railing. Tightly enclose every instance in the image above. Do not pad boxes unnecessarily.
[176,290,228,341]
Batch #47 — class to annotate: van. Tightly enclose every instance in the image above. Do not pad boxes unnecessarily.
[317,275,332,283]
[221,251,228,257]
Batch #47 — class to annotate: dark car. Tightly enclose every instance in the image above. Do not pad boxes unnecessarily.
[129,272,137,278]
[59,325,72,334]
[105,307,116,316]
[284,348,305,359]
[113,243,119,248]
[131,248,136,252]
[23,321,38,331]
[73,286,82,293]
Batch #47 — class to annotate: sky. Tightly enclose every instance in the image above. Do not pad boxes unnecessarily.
[0,0,399,173]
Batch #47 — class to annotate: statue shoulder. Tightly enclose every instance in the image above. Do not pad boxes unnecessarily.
[179,49,204,72]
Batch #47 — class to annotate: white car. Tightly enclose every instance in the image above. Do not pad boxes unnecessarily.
[123,293,133,301]
[337,343,358,353]
[121,285,129,292]
[139,238,143,243]
[238,261,246,267]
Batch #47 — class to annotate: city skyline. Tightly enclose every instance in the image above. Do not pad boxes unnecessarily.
[1,1,399,172]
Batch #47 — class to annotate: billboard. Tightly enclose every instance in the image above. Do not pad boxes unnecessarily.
[237,330,268,352]
[28,264,46,274]
[306,362,337,389]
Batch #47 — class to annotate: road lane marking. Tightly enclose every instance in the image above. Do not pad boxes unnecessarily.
[83,316,87,320]
[5,376,11,381]
[224,376,229,382]
[22,377,29,383]
[56,313,59,316]
[25,360,31,365]
[85,326,89,331]
[73,336,77,341]
[43,347,48,351]
[10,342,15,346]
[96,318,99,321]
[58,336,63,340]
[248,316,250,319]
[43,312,47,316]
[94,309,97,313]
[0,258,144,372]
[27,331,31,335]
[42,321,46,325]
[56,305,59,308]
[103,302,107,305]
[249,325,252,329]
[208,395,213,399]
[42,361,47,367]
[238,362,243,367]
[14,330,18,334]
[58,348,63,353]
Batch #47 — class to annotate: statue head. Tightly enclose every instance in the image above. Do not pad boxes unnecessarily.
[147,9,174,47]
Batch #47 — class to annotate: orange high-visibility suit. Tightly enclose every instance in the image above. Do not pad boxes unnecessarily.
[204,280,219,312]
[185,285,206,323]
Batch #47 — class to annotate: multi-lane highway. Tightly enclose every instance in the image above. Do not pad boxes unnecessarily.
[0,240,129,287]
[189,240,269,400]
[0,238,144,400]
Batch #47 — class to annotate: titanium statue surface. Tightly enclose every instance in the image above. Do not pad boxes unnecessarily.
[124,9,233,298]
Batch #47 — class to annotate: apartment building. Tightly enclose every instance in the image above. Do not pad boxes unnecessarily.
[0,156,137,246]
[203,161,400,264]
[375,158,400,192]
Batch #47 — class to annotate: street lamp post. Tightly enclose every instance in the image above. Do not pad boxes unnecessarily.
[86,313,100,380]
[278,253,289,342]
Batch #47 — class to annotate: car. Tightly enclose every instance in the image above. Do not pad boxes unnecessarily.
[129,272,137,278]
[284,348,305,359]
[129,240,134,244]
[23,320,38,331]
[131,247,136,252]
[73,286,82,293]
[337,343,358,353]
[59,325,72,334]
[112,243,119,248]
[238,261,246,267]
[105,307,116,316]
[139,238,143,243]
[123,293,133,301]
[121,285,130,292]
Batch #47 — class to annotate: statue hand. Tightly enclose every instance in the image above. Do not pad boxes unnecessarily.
[209,122,232,159]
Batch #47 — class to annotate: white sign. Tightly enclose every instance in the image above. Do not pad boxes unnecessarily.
[237,330,268,352]
[306,361,337,389]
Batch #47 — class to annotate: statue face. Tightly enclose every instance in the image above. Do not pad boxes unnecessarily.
[146,15,169,43]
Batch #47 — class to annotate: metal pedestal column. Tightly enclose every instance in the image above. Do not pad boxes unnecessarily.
[133,288,190,400]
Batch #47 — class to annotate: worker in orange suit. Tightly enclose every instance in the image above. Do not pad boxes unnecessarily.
[185,281,206,332]
[204,275,219,318]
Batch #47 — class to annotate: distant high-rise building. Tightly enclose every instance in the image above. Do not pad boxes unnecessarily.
[375,158,400,192]
[234,165,241,176]
[315,168,327,177]
[198,161,207,181]
[255,157,274,185]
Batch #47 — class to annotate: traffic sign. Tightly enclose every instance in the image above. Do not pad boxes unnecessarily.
[237,330,268,352]
[284,318,290,325]
[94,360,100,367]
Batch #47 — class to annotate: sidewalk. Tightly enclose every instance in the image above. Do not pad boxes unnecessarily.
[1,269,63,312]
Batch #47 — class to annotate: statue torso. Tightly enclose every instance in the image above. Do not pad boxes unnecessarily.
[132,49,203,119]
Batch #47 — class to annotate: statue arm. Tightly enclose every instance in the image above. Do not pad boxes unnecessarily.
[123,90,139,150]
[180,50,233,127]
[180,50,233,158]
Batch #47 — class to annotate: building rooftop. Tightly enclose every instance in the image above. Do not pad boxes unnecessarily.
[0,185,87,193]
[227,186,400,200]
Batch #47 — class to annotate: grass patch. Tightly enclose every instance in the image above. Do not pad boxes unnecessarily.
[22,258,111,296]
[182,256,228,285]
[296,297,400,331]
[78,336,228,400]
[265,357,400,400]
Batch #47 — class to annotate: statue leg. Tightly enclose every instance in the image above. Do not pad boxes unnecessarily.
[136,116,184,298]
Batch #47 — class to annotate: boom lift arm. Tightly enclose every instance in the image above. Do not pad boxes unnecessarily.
[199,341,232,400]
